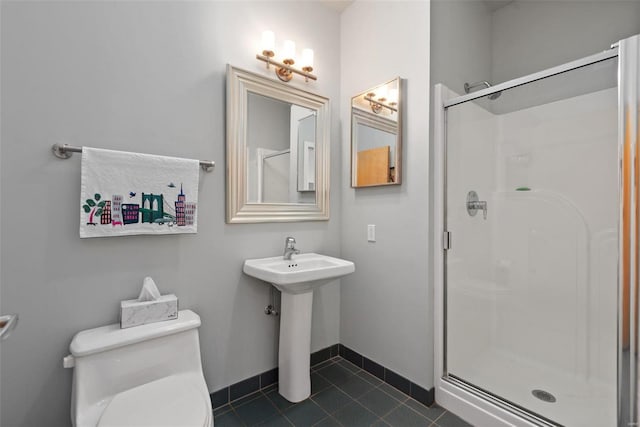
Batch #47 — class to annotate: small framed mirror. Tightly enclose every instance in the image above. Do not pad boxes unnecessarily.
[351,78,402,187]
[226,65,330,223]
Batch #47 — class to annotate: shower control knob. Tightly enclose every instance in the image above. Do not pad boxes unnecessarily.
[466,191,487,220]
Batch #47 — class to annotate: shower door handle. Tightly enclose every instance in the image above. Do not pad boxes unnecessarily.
[467,191,487,219]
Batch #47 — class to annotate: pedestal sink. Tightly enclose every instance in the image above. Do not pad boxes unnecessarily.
[243,253,355,402]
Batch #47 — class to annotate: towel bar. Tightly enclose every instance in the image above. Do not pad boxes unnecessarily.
[51,144,215,172]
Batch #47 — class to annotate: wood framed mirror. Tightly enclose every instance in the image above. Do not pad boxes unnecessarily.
[226,65,330,223]
[351,77,402,187]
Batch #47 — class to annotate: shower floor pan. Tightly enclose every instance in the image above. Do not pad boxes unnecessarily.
[448,349,615,426]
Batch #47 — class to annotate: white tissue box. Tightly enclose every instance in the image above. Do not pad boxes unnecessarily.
[120,294,178,329]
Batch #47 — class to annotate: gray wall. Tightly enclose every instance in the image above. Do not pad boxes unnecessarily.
[491,0,640,84]
[430,0,492,97]
[0,2,341,426]
[248,94,291,153]
[487,0,640,113]
[430,0,640,96]
[339,0,432,390]
[247,94,291,203]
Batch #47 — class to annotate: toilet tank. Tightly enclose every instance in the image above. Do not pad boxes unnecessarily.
[68,310,205,425]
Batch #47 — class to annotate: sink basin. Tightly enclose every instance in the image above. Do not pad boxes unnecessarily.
[243,253,355,294]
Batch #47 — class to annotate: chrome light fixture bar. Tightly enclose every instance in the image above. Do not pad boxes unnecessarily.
[256,31,317,83]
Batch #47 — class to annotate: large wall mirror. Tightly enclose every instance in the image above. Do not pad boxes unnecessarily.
[226,65,330,223]
[351,78,402,187]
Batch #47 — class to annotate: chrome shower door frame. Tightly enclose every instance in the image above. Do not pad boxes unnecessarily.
[433,34,640,427]
[619,34,640,427]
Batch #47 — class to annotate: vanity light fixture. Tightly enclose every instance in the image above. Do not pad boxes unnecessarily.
[364,89,398,114]
[256,31,317,83]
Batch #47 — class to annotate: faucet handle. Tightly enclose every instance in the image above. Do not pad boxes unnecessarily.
[285,236,296,248]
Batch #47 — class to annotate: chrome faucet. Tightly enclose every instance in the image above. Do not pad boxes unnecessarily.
[283,237,300,260]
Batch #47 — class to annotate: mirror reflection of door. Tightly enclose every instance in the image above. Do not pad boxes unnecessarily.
[357,146,390,186]
[293,109,316,199]
[246,93,316,203]
[299,140,315,191]
[355,121,397,186]
[351,77,402,187]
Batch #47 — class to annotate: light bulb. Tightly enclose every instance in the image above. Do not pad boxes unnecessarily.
[282,40,296,62]
[301,48,314,69]
[388,89,398,103]
[261,30,275,54]
[377,85,388,101]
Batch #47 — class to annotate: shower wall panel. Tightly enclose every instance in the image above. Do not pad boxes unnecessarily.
[495,88,618,384]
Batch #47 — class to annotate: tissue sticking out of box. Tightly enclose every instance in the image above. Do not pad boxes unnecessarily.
[120,277,178,329]
[138,277,162,302]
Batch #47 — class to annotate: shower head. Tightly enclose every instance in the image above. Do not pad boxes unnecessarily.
[464,81,502,100]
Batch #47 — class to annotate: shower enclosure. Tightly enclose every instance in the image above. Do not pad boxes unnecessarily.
[434,34,640,426]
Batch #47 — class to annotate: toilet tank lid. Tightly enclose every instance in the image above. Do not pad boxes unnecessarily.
[70,310,201,357]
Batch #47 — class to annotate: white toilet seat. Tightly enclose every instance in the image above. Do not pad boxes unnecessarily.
[97,374,210,427]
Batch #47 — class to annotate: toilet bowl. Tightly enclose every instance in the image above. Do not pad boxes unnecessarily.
[65,309,213,427]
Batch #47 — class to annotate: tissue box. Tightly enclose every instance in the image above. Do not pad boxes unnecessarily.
[120,294,178,329]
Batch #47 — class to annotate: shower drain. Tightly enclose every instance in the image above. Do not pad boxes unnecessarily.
[532,389,556,403]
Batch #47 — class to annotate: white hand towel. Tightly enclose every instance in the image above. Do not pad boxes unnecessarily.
[80,147,199,238]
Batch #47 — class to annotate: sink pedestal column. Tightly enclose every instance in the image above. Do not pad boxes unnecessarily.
[278,290,313,402]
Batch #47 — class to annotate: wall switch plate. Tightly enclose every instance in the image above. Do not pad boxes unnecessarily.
[367,224,376,242]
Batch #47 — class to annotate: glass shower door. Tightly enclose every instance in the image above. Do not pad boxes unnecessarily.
[444,56,619,426]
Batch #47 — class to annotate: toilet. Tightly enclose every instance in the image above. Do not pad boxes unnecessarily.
[65,309,213,427]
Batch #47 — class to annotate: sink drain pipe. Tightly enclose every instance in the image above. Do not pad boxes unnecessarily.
[265,287,280,316]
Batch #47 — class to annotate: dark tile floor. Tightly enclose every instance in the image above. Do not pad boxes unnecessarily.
[214,357,472,427]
